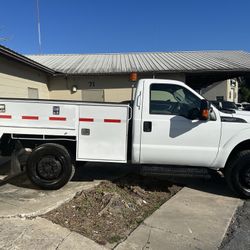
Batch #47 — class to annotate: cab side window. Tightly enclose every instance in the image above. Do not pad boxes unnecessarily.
[150,84,201,119]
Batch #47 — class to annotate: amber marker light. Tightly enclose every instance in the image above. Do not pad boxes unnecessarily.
[201,109,209,120]
[130,72,138,82]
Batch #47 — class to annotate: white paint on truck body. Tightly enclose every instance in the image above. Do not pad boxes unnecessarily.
[133,79,221,167]
[77,104,129,162]
[132,79,250,169]
[0,99,129,163]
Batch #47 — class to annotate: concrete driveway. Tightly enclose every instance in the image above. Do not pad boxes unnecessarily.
[0,160,243,250]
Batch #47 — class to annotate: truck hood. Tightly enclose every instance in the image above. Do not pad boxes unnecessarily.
[219,110,250,123]
[232,113,250,123]
[234,110,250,116]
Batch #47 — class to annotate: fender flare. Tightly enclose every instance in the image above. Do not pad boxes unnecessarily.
[212,128,250,168]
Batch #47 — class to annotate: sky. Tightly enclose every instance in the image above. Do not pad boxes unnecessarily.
[0,0,249,55]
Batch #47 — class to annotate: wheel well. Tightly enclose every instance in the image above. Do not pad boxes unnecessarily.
[225,140,250,169]
[0,134,76,161]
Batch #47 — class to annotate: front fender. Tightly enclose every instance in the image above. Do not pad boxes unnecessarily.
[212,127,250,168]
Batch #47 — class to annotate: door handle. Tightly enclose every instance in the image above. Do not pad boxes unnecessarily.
[143,121,152,132]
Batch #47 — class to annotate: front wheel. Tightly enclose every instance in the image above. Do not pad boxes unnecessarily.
[225,150,250,198]
[26,143,74,190]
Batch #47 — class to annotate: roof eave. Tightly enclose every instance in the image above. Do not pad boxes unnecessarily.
[0,46,56,75]
[54,68,250,76]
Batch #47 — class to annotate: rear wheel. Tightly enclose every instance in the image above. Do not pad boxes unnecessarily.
[26,143,74,190]
[225,150,250,198]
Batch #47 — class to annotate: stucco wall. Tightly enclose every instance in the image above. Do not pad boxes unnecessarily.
[0,54,186,103]
[201,79,238,102]
[48,73,185,102]
[0,56,49,99]
[201,80,228,101]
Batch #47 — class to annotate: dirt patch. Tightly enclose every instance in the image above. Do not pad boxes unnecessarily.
[42,174,181,247]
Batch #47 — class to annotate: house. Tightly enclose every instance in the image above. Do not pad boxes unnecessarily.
[0,45,53,99]
[1,45,250,102]
[201,79,238,102]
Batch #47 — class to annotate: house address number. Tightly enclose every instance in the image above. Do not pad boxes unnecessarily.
[88,81,95,87]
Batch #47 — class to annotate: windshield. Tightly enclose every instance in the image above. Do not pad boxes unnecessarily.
[222,102,238,110]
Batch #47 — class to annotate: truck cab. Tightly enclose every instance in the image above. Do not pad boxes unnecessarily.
[132,79,221,167]
[131,79,250,198]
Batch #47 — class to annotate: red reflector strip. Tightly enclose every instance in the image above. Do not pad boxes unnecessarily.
[104,119,121,123]
[22,116,39,120]
[0,115,12,119]
[49,117,66,121]
[79,118,94,122]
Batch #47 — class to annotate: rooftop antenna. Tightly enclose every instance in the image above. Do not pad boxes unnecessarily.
[36,0,42,54]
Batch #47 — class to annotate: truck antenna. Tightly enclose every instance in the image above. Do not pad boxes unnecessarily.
[36,0,42,54]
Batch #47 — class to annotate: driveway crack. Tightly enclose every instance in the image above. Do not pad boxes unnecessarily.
[3,227,28,249]
[142,222,206,245]
[55,232,71,250]
[142,226,152,250]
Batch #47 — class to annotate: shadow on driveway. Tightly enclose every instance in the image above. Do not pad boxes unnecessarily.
[0,161,237,199]
[73,162,237,199]
[162,173,237,198]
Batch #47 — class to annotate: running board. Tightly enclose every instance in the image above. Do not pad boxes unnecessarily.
[140,165,212,178]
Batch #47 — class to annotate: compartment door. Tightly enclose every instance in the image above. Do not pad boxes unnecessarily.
[77,105,129,162]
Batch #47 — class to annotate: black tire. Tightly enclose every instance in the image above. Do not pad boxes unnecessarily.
[225,150,250,199]
[26,143,73,190]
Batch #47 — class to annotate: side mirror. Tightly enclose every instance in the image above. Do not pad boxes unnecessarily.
[200,99,210,120]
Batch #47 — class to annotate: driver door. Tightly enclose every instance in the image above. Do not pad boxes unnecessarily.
[140,83,221,167]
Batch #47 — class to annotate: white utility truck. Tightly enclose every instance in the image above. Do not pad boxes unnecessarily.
[0,79,250,198]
